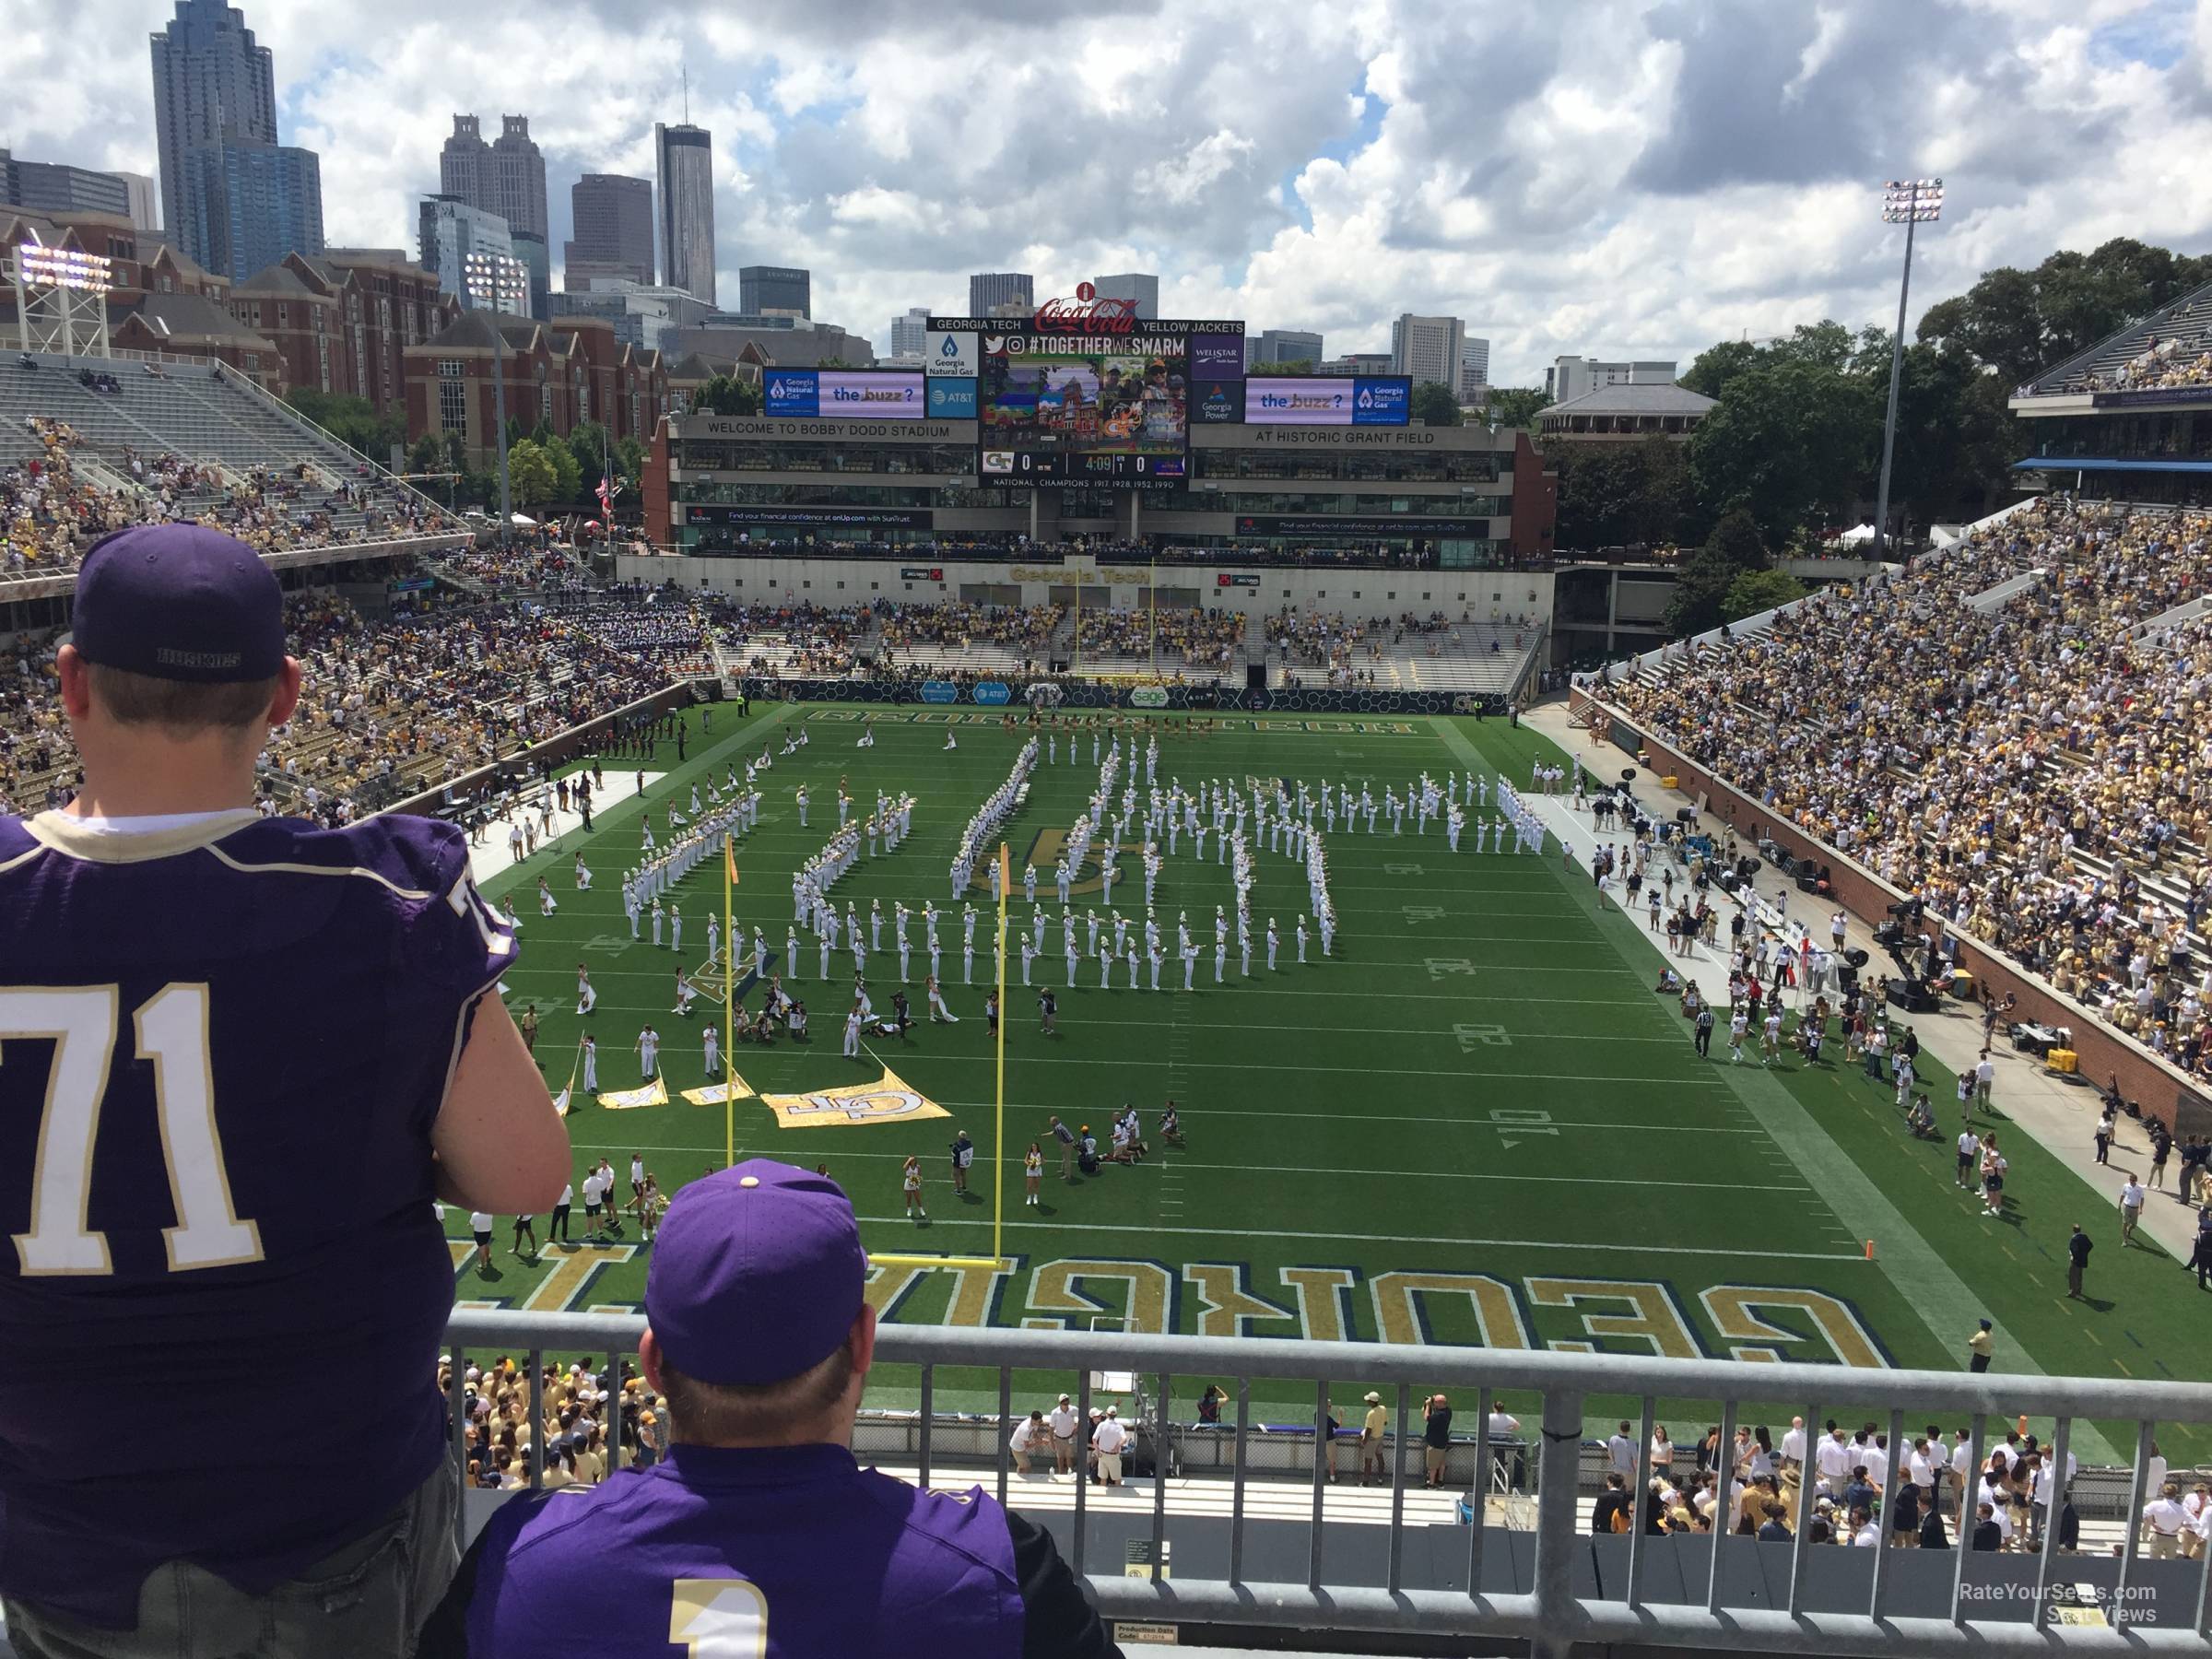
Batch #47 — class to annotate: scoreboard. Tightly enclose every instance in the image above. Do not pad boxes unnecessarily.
[932,296,1241,491]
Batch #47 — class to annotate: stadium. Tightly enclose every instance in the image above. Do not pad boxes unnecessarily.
[4,90,2212,1659]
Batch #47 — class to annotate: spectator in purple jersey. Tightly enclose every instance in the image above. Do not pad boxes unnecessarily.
[419,1159,1119,1658]
[0,524,571,1656]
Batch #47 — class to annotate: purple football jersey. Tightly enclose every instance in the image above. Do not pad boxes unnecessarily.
[462,1445,1024,1657]
[0,808,512,1627]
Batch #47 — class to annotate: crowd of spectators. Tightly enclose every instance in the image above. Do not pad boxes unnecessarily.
[2097,324,2212,393]
[1076,605,1243,671]
[1607,497,2212,1078]
[877,601,1063,659]
[3,418,456,581]
[446,1353,667,1491]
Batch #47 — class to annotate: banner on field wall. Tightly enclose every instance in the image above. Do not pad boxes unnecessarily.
[759,1066,951,1129]
[1128,687,1170,709]
[740,677,1511,716]
[971,681,1012,705]
[919,681,959,704]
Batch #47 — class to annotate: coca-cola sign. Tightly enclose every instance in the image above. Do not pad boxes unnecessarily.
[1032,282,1138,335]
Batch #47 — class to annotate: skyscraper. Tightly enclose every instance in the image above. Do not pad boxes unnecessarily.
[566,173,653,289]
[181,142,321,282]
[150,0,276,238]
[888,307,930,359]
[656,123,716,305]
[418,194,524,315]
[150,0,321,276]
[1461,336,1491,390]
[440,115,547,243]
[738,265,810,318]
[1249,328,1324,368]
[1391,313,1467,395]
[1092,273,1159,319]
[968,272,1033,315]
[0,150,133,219]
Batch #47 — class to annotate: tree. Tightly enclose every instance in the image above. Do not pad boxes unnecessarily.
[1554,436,1696,550]
[406,435,444,474]
[566,420,609,501]
[1721,568,1806,621]
[1482,386,1549,428]
[1686,356,1877,544]
[693,374,761,416]
[1664,508,1769,635]
[1678,338,1762,401]
[505,439,558,510]
[547,439,582,506]
[1409,381,1462,427]
[288,389,404,463]
[614,435,647,491]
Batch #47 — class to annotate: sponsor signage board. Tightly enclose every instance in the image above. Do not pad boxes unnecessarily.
[1128,686,1170,708]
[1214,572,1262,587]
[688,505,932,529]
[920,681,959,704]
[1245,376,1412,427]
[971,680,1012,705]
[924,330,979,377]
[900,566,947,581]
[1233,513,1491,538]
[762,369,926,419]
[926,378,978,418]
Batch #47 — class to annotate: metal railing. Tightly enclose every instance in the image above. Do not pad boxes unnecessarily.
[446,1311,2212,1657]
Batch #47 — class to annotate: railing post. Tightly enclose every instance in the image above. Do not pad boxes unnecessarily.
[447,1347,468,1555]
[527,1349,545,1490]
[1230,1374,1249,1589]
[916,1364,934,1490]
[995,1367,1012,1511]
[1529,1387,1583,1659]
[1151,1370,1171,1583]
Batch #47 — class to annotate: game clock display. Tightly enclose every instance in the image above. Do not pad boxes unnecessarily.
[982,450,1185,484]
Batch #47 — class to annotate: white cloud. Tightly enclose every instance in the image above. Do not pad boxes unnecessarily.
[4,0,2208,380]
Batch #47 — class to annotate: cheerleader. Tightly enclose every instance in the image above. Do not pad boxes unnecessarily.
[1024,1142,1043,1206]
[573,853,592,890]
[675,974,698,1017]
[537,877,558,916]
[902,1155,926,1220]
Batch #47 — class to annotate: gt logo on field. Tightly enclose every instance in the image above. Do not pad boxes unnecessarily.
[760,1069,951,1129]
[1426,958,1474,979]
[1383,863,1423,877]
[1402,905,1446,924]
[1454,1023,1510,1049]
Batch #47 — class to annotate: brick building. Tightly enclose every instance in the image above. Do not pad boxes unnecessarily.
[402,310,667,465]
[227,250,455,416]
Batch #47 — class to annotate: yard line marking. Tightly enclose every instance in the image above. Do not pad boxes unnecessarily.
[877,1053,1731,1086]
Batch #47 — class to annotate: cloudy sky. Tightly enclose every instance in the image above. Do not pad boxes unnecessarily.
[9,0,2212,382]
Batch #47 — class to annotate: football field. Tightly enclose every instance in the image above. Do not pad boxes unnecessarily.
[465,701,2212,1461]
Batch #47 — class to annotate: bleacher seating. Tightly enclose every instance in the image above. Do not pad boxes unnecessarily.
[0,351,464,584]
[1603,496,2212,1080]
[2017,280,2212,396]
[1265,608,1539,698]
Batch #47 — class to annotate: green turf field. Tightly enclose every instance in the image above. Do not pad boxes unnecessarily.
[462,701,2212,1460]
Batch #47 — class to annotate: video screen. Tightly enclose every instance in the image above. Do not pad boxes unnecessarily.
[978,340,1188,485]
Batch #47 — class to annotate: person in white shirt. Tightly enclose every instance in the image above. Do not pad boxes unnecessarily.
[1048,1394,1078,1476]
[1851,1508,1882,1547]
[1008,1410,1046,1477]
[1092,1407,1128,1486]
[2120,1175,2147,1243]
[2142,1484,2190,1558]
[1815,1427,1853,1499]
[466,1210,495,1274]
[1779,1417,1807,1470]
[1861,1434,1888,1492]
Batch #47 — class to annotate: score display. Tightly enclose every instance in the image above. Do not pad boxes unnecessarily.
[934,304,1242,490]
[977,336,1189,487]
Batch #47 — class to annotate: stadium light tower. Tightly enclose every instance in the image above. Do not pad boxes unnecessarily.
[11,238,113,361]
[1872,178,1942,560]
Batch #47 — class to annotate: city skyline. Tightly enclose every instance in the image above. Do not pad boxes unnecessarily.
[13,1,2210,382]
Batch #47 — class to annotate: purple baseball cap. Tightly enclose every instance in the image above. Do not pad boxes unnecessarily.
[646,1159,868,1387]
[72,524,286,684]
